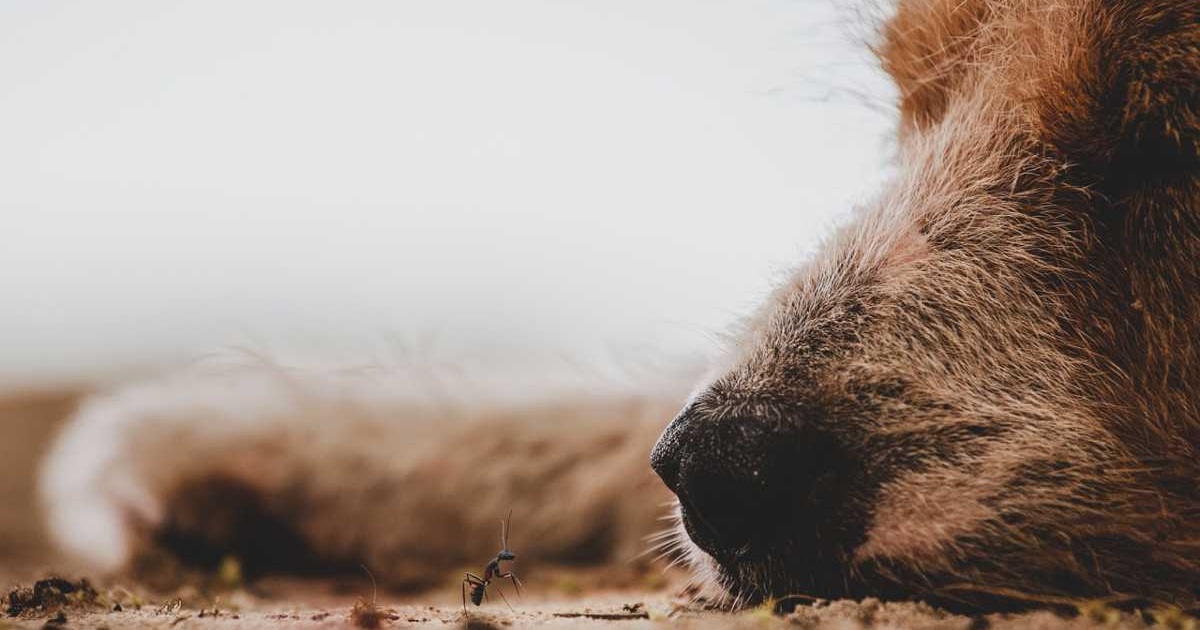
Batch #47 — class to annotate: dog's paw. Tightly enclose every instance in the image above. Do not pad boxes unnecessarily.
[38,372,311,572]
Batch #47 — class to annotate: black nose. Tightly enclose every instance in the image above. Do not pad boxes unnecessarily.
[651,406,834,561]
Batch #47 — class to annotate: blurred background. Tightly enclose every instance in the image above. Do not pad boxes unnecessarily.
[0,0,891,573]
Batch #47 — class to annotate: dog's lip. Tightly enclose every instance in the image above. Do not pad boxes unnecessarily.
[676,497,721,549]
[727,543,754,563]
[678,501,771,565]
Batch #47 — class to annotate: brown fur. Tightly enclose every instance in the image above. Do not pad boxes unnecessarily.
[39,0,1199,613]
[663,0,1199,610]
[39,368,683,587]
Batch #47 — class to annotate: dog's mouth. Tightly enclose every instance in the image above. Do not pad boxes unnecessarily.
[676,498,765,565]
[672,465,877,605]
[676,472,841,566]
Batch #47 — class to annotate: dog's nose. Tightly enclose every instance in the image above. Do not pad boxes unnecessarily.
[651,407,832,560]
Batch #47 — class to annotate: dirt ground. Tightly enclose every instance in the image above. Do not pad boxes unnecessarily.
[0,571,1182,630]
[0,388,1192,629]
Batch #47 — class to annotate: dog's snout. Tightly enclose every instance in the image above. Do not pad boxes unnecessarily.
[651,405,838,560]
[649,410,689,493]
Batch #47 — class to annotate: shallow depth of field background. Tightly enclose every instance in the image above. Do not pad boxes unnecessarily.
[0,0,890,567]
[1,0,892,388]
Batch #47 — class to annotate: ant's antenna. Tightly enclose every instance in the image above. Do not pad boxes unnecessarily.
[360,563,378,604]
[501,509,512,550]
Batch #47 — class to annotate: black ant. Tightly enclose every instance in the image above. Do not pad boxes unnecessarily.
[462,510,523,613]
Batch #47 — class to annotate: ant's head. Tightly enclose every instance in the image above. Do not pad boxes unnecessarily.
[498,550,517,561]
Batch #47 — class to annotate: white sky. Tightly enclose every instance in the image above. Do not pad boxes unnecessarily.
[0,0,893,388]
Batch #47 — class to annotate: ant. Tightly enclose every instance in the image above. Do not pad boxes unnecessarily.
[462,510,523,613]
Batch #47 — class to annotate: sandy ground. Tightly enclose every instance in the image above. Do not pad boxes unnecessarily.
[0,571,1181,630]
[0,388,1193,629]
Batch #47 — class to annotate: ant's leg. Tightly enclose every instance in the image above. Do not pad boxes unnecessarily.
[498,571,523,596]
[463,573,484,611]
[493,585,515,612]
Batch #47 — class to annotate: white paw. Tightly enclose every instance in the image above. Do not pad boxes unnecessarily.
[38,371,304,571]
[40,391,162,571]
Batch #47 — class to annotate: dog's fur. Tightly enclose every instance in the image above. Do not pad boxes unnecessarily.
[40,367,685,588]
[41,0,1198,612]
[659,0,1199,610]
